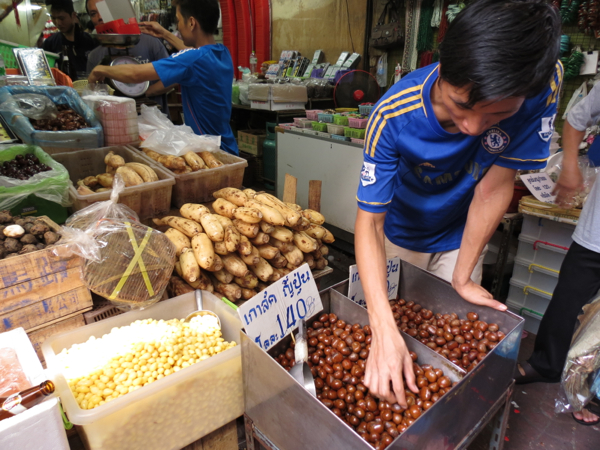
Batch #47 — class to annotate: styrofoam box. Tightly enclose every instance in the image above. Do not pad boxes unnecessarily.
[507,277,552,316]
[515,234,569,272]
[506,300,543,335]
[0,328,69,450]
[512,256,559,294]
[41,292,243,450]
[521,213,575,249]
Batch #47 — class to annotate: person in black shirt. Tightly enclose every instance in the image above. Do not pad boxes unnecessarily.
[43,0,97,78]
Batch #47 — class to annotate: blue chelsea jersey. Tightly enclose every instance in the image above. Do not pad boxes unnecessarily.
[357,63,564,253]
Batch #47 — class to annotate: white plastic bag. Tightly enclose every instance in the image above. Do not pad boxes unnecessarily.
[563,81,588,120]
[377,53,388,88]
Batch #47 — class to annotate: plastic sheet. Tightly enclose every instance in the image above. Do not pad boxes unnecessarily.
[0,86,103,149]
[555,296,600,413]
[138,105,221,157]
[57,176,176,310]
[0,94,58,120]
[545,153,597,208]
[0,145,70,211]
[303,78,334,99]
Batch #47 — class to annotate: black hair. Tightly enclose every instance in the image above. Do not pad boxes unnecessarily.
[173,0,220,35]
[438,0,561,106]
[46,0,75,15]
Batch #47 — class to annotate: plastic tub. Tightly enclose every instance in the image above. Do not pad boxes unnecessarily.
[506,299,543,335]
[316,131,331,138]
[515,234,569,272]
[302,129,319,135]
[52,146,175,221]
[305,110,322,121]
[42,292,243,450]
[344,127,366,139]
[358,104,374,116]
[331,134,350,142]
[348,117,368,128]
[511,257,559,294]
[351,138,365,145]
[327,123,345,136]
[333,114,349,126]
[317,113,334,123]
[311,122,328,132]
[507,277,552,316]
[521,214,575,248]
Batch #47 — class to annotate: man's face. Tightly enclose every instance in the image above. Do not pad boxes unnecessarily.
[176,8,194,47]
[439,79,525,136]
[87,0,104,27]
[50,7,76,34]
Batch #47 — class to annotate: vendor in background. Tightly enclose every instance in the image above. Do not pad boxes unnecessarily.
[85,0,173,118]
[516,82,600,426]
[43,0,97,77]
[355,0,561,408]
[88,0,239,155]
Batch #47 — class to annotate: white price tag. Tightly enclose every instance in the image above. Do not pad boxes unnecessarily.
[520,173,556,204]
[347,257,400,307]
[238,264,323,351]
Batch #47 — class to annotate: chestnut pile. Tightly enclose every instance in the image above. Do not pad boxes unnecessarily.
[275,313,456,450]
[391,299,505,372]
[0,154,52,180]
[0,211,60,259]
[30,105,88,131]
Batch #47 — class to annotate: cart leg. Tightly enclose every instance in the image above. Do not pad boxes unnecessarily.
[244,415,256,450]
[489,385,514,450]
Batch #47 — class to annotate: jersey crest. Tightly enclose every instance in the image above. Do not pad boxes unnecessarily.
[360,162,377,186]
[481,127,510,154]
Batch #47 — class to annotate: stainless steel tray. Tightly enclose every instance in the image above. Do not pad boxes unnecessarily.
[96,34,141,48]
[242,260,523,450]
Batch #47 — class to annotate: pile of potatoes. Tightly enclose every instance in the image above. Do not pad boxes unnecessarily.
[77,151,160,195]
[142,149,225,175]
[0,211,60,259]
[158,187,334,302]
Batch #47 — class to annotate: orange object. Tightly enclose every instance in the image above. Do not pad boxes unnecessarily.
[4,67,73,87]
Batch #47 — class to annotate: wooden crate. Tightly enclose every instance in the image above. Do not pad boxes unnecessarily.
[27,313,86,366]
[0,216,92,333]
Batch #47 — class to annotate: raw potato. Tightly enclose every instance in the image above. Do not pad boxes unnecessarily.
[212,198,237,219]
[257,281,269,291]
[293,231,318,253]
[174,261,183,278]
[213,214,234,228]
[96,188,111,193]
[0,211,12,223]
[213,280,242,302]
[255,193,301,227]
[312,248,322,259]
[106,165,115,175]
[77,185,95,196]
[234,272,258,289]
[82,176,99,187]
[180,203,211,222]
[285,202,302,212]
[213,241,229,255]
[213,187,247,206]
[125,162,159,182]
[270,226,293,243]
[233,207,262,224]
[305,224,326,240]
[304,253,315,269]
[240,245,260,266]
[199,214,225,242]
[290,217,311,232]
[179,248,200,283]
[245,199,285,226]
[142,149,187,171]
[4,224,25,238]
[173,167,193,175]
[250,232,270,246]
[199,151,224,169]
[320,245,329,256]
[19,244,38,254]
[303,209,326,225]
[233,219,259,238]
[259,221,275,234]
[104,151,125,169]
[243,189,257,199]
[249,257,274,282]
[214,269,234,284]
[223,225,240,253]
[269,268,285,283]
[315,257,329,270]
[205,253,224,272]
[20,234,37,245]
[283,245,304,267]
[165,228,191,257]
[221,254,249,278]
[97,173,114,188]
[116,166,144,187]
[162,216,203,238]
[256,244,280,260]
[270,237,295,254]
[183,151,207,171]
[287,263,299,271]
[237,235,253,257]
[185,270,214,292]
[29,222,49,236]
[191,233,215,270]
[241,288,257,300]
[322,228,335,243]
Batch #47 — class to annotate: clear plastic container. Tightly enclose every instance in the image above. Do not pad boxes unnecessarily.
[41,291,243,450]
[326,123,345,135]
[511,257,559,294]
[521,214,575,249]
[515,234,569,272]
[507,277,552,317]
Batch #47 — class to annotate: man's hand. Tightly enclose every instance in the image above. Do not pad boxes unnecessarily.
[364,322,418,408]
[452,278,507,311]
[88,67,105,85]
[553,159,583,209]
[140,21,168,39]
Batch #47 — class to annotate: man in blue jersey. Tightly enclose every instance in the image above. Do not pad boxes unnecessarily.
[356,0,561,407]
[87,0,239,155]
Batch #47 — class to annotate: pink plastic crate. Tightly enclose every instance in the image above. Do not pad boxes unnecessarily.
[351,138,365,145]
[348,117,368,129]
[305,110,323,121]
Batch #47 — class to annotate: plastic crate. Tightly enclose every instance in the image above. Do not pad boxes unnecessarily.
[297,120,314,129]
[317,113,334,123]
[302,129,319,135]
[52,146,175,221]
[511,257,559,294]
[348,117,368,128]
[507,277,552,316]
[305,110,323,121]
[506,299,543,335]
[331,134,350,142]
[316,131,331,138]
[333,114,349,126]
[515,234,569,272]
[359,104,374,115]
[521,214,575,249]
[351,138,365,145]
[83,302,125,325]
[293,117,311,126]
[0,39,59,69]
[311,122,328,132]
[344,127,366,139]
[327,123,345,135]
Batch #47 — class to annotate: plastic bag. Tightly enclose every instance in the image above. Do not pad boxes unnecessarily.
[0,145,70,211]
[545,153,597,208]
[138,105,221,156]
[57,176,176,310]
[377,52,388,88]
[0,93,58,120]
[239,81,250,105]
[562,81,588,120]
[0,85,103,149]
[303,77,334,99]
[555,295,600,413]
[0,347,32,397]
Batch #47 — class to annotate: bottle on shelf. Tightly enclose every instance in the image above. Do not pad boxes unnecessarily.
[249,50,257,74]
[0,380,55,421]
[61,46,77,81]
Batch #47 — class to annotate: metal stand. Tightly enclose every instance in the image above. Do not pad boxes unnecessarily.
[244,382,514,450]
[490,213,522,300]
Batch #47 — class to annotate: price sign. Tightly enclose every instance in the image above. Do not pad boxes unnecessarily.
[347,257,400,307]
[238,264,323,351]
[520,173,557,204]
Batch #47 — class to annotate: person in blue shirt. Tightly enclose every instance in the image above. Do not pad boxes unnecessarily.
[356,0,561,408]
[87,0,238,155]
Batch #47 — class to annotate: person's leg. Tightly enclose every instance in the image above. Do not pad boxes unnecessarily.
[527,242,600,380]
[426,246,488,284]
[384,236,431,270]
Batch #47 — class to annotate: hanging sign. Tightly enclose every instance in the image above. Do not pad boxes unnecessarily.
[347,257,400,307]
[238,264,323,351]
[520,173,557,204]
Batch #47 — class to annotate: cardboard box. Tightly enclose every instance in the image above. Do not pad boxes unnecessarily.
[251,100,305,111]
[237,130,266,156]
[0,328,69,450]
[271,84,308,104]
[247,84,271,102]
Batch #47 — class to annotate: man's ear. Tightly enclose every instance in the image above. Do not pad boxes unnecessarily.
[189,16,197,31]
